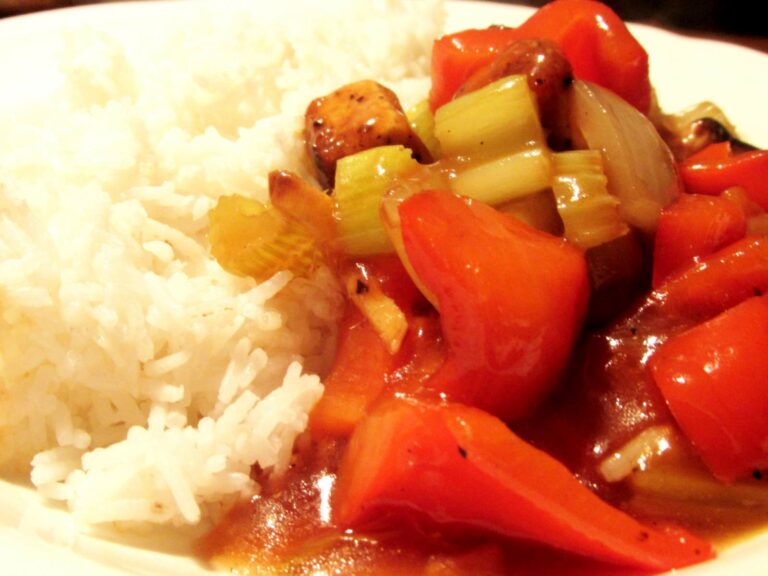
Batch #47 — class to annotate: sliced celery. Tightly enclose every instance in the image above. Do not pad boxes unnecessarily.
[433,75,552,206]
[209,195,321,282]
[450,149,551,206]
[334,145,419,256]
[406,99,441,160]
[552,150,629,249]
[435,75,543,161]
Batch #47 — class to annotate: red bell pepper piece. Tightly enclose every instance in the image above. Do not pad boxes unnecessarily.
[514,0,650,112]
[650,295,768,482]
[652,193,747,288]
[308,302,393,437]
[309,256,444,437]
[430,0,650,112]
[399,190,589,422]
[653,235,768,320]
[430,27,521,112]
[334,397,714,571]
[680,141,768,210]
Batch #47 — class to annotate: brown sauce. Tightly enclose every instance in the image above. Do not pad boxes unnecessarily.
[199,259,768,575]
[200,438,650,576]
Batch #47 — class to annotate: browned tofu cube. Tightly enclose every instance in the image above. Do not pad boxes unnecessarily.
[305,80,432,187]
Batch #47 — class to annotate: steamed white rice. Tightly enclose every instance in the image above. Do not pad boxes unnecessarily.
[0,0,443,527]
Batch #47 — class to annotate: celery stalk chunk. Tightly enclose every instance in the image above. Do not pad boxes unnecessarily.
[451,149,551,205]
[334,145,419,256]
[552,150,629,249]
[406,99,441,160]
[435,75,543,159]
[433,75,552,205]
[209,195,321,282]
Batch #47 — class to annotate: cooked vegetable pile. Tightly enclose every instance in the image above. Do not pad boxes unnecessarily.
[203,1,768,573]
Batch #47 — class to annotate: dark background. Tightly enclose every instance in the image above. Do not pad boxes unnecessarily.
[511,0,765,36]
[1,0,765,34]
[2,0,767,47]
[0,0,763,32]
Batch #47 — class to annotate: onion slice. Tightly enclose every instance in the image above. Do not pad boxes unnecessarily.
[380,191,439,311]
[342,266,408,355]
[571,80,681,235]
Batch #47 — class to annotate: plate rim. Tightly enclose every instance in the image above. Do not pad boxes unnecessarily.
[1,1,767,575]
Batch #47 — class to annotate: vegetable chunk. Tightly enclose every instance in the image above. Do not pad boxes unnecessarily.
[334,397,714,571]
[680,142,768,210]
[650,295,768,482]
[652,193,746,287]
[455,38,573,146]
[429,0,650,112]
[400,190,589,421]
[305,80,432,186]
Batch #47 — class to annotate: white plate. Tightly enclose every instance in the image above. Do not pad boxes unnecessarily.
[1,1,767,575]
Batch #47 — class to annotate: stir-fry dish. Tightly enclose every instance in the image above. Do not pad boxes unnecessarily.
[196,0,768,573]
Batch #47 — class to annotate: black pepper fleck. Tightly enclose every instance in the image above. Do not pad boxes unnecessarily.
[458,446,468,459]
